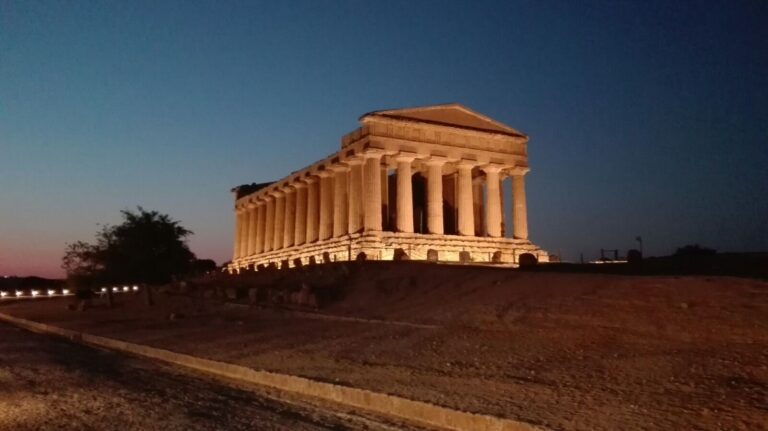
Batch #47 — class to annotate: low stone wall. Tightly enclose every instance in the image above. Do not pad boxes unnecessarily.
[231,231,548,272]
[0,312,546,431]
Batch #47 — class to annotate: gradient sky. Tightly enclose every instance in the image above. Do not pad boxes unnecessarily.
[1,0,766,278]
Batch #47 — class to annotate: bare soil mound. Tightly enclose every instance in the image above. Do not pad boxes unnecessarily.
[2,263,766,430]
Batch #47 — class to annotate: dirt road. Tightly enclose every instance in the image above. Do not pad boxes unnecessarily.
[0,323,424,431]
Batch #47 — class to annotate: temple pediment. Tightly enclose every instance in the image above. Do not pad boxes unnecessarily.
[361,103,524,137]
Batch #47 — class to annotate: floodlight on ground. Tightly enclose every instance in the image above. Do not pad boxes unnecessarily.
[0,291,7,297]
[47,290,55,296]
[31,290,40,297]
[123,286,130,292]
[132,285,139,291]
[101,287,107,293]
[15,290,23,297]
[112,287,119,292]
[62,289,70,295]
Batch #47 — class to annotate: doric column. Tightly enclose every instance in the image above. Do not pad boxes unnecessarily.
[255,200,266,254]
[473,181,484,236]
[317,171,334,241]
[381,165,390,230]
[330,164,349,237]
[363,151,383,231]
[239,207,251,258]
[425,157,446,235]
[395,153,416,233]
[263,195,275,252]
[347,158,364,234]
[456,160,476,236]
[233,207,244,260]
[272,190,285,250]
[246,201,258,255]
[293,182,308,246]
[482,165,503,238]
[283,186,296,248]
[306,177,319,243]
[511,167,530,240]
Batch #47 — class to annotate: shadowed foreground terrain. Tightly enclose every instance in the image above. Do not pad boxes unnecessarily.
[2,262,767,430]
[0,323,424,431]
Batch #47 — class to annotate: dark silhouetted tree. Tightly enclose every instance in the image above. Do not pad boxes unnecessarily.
[62,208,196,286]
[674,244,716,257]
[191,258,217,274]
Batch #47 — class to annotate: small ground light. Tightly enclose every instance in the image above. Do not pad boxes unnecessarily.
[112,287,119,292]
[15,290,23,297]
[31,290,40,297]
[47,290,56,295]
[101,287,107,293]
[132,285,139,291]
[123,286,130,292]
[0,291,7,297]
[62,289,70,295]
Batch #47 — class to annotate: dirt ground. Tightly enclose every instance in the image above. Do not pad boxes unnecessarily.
[0,322,425,431]
[2,264,766,430]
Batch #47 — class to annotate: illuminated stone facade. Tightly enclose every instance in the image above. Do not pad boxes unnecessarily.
[229,104,548,272]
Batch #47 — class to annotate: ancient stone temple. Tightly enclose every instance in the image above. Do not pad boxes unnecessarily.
[228,104,548,272]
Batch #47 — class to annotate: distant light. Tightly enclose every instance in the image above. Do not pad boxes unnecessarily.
[31,290,40,297]
[101,287,107,292]
[112,287,119,292]
[15,290,23,297]
[62,289,70,295]
[0,291,7,297]
[47,290,56,296]
[132,285,139,291]
[123,286,130,292]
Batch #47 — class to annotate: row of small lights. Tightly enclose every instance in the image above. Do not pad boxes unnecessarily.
[1,289,71,298]
[100,286,140,293]
[0,285,139,298]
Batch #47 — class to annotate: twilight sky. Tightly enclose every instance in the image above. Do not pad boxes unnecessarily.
[1,0,766,278]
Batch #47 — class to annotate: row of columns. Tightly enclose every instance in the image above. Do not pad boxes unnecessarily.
[233,152,529,260]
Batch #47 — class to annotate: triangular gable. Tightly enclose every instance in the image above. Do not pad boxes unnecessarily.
[361,103,524,136]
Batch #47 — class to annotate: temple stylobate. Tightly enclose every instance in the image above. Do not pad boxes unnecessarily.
[229,104,549,272]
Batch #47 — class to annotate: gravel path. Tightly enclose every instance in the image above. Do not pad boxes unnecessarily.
[0,323,424,431]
